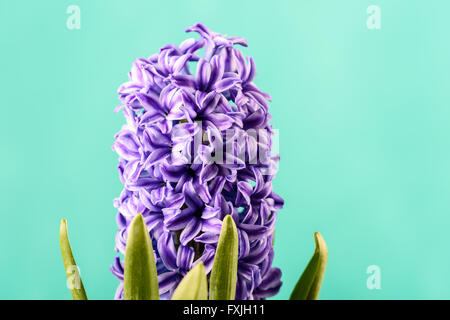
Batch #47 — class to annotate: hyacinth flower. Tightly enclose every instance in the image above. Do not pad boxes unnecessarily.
[111,22,287,300]
[58,23,328,301]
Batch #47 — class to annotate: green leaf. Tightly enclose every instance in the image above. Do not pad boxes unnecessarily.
[59,219,88,300]
[124,214,159,300]
[209,215,239,300]
[290,232,328,300]
[172,262,208,300]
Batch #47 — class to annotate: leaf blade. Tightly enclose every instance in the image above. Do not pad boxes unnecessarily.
[124,214,159,300]
[209,215,239,300]
[307,232,328,299]
[59,219,88,300]
[290,232,328,300]
[172,262,208,300]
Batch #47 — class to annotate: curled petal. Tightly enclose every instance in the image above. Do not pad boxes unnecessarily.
[136,92,162,112]
[158,271,180,294]
[213,77,240,93]
[173,74,197,89]
[237,181,253,205]
[201,205,220,219]
[201,217,222,233]
[164,210,192,230]
[157,233,178,270]
[177,245,195,270]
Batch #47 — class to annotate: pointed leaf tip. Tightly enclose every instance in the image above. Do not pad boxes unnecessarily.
[124,214,159,300]
[209,215,238,300]
[172,262,208,300]
[289,232,328,300]
[59,219,88,300]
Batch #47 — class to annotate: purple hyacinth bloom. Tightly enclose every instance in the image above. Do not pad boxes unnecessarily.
[112,23,284,300]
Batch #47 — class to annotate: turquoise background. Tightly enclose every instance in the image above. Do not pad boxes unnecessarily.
[1,0,449,299]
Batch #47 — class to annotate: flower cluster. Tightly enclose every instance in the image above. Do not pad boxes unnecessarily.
[111,23,284,300]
